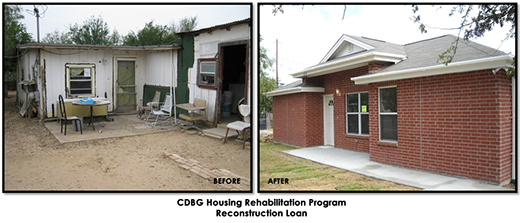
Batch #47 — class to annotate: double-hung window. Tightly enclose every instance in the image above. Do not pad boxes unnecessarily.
[65,63,95,98]
[197,58,217,89]
[379,86,397,142]
[346,92,369,135]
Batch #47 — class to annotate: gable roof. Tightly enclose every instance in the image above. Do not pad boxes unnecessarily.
[289,34,514,83]
[320,34,406,64]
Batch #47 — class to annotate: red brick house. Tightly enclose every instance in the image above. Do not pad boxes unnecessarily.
[266,34,515,185]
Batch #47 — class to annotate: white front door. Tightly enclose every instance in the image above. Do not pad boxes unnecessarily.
[323,94,334,146]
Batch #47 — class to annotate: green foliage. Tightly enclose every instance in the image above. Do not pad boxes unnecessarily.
[260,75,277,113]
[259,45,276,113]
[124,20,179,46]
[412,4,516,76]
[68,15,120,45]
[260,46,274,76]
[3,5,34,81]
[171,16,199,33]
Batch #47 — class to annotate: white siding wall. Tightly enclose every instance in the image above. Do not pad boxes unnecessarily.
[188,23,250,123]
[21,48,175,118]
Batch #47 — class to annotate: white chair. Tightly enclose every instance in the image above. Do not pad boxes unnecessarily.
[224,104,250,149]
[145,93,173,127]
[139,91,161,118]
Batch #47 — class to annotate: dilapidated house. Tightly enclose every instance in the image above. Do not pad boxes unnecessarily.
[177,18,251,126]
[16,43,179,118]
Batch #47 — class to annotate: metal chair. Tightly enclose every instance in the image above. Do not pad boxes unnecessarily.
[178,98,207,131]
[58,95,82,135]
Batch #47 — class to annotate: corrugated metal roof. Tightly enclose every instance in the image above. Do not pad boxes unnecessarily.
[17,43,181,51]
[177,18,251,35]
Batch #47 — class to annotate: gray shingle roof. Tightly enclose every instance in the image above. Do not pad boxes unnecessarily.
[347,35,407,56]
[305,34,509,75]
[379,35,508,73]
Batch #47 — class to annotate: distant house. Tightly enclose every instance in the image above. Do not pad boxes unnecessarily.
[266,34,515,185]
[16,43,179,118]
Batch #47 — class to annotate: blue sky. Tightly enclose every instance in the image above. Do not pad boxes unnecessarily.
[260,4,516,85]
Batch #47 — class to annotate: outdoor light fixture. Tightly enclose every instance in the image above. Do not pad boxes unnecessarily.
[336,88,342,97]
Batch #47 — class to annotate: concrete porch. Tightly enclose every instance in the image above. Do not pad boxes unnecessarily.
[44,114,181,143]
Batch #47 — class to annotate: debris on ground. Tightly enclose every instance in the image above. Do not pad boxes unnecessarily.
[260,133,273,143]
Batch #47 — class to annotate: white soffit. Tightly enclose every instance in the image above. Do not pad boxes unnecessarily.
[264,86,325,97]
[292,51,407,78]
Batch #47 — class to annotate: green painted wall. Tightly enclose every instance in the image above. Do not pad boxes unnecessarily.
[176,34,194,116]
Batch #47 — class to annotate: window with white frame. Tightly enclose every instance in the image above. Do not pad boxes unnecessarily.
[65,63,96,98]
[346,92,369,135]
[197,58,217,89]
[379,86,397,141]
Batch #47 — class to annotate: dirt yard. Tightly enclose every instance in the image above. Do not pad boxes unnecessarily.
[3,91,250,191]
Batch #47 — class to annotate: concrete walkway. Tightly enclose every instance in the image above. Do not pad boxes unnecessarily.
[283,146,513,191]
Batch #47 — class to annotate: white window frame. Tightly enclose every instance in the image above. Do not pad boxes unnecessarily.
[65,63,96,98]
[346,92,369,136]
[378,86,397,142]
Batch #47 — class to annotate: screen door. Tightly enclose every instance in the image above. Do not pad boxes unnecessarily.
[116,60,136,112]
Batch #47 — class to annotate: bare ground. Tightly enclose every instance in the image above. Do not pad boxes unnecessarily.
[3,91,251,191]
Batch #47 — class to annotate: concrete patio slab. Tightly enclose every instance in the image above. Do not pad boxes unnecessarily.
[283,146,513,191]
[45,114,181,143]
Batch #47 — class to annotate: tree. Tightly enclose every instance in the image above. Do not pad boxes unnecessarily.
[42,29,73,44]
[3,5,34,83]
[123,20,178,46]
[68,15,120,45]
[411,4,516,76]
[259,45,277,113]
[171,16,198,33]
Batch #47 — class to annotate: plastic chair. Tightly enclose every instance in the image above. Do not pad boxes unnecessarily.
[58,95,83,135]
[224,104,250,149]
[146,93,173,126]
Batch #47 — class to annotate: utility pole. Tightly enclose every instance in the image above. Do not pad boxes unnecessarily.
[276,39,279,88]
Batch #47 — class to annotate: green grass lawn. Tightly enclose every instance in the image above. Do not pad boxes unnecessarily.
[259,142,420,191]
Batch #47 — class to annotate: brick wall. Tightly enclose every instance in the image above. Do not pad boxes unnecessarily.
[272,63,513,185]
[272,92,323,147]
[369,69,513,185]
[307,65,371,152]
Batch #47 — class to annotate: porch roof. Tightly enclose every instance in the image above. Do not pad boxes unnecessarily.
[264,80,325,97]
